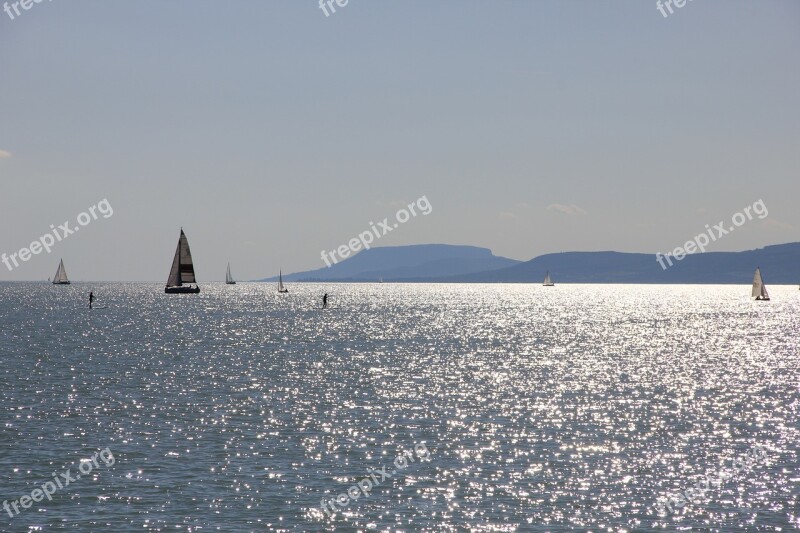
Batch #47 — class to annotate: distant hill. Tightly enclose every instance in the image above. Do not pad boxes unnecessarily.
[257,244,521,282]
[260,242,800,284]
[430,242,800,284]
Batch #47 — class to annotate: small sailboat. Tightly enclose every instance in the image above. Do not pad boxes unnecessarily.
[52,259,70,285]
[165,229,200,294]
[751,267,770,301]
[543,270,554,287]
[225,263,236,285]
[278,270,288,293]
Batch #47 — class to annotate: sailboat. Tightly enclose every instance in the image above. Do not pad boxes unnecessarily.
[751,267,770,301]
[278,270,288,293]
[225,263,236,285]
[52,259,70,285]
[543,270,554,287]
[165,229,200,294]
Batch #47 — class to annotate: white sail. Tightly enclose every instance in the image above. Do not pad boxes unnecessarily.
[751,268,761,298]
[543,271,554,286]
[752,267,770,300]
[278,270,287,292]
[166,229,197,287]
[52,259,70,284]
[226,263,235,284]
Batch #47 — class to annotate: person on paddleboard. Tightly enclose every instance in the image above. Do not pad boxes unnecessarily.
[322,293,328,309]
[89,291,95,309]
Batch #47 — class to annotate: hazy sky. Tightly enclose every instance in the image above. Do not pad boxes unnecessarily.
[1,1,798,281]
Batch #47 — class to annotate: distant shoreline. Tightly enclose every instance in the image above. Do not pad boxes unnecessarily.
[2,281,797,286]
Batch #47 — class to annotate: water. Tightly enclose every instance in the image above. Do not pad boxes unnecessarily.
[0,283,798,532]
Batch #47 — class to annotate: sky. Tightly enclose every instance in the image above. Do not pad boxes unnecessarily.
[0,1,798,281]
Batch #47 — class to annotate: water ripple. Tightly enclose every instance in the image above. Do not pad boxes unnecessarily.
[0,282,797,531]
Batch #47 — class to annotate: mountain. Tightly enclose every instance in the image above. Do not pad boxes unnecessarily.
[258,244,521,282]
[260,242,800,284]
[431,242,800,284]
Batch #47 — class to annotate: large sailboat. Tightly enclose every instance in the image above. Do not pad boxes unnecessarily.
[52,259,70,285]
[751,267,770,301]
[225,263,236,285]
[165,229,200,294]
[543,270,554,287]
[278,270,288,293]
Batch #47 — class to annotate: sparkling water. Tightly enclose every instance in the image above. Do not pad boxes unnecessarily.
[1,283,797,531]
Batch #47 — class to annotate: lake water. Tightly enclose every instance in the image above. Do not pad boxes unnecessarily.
[0,283,798,532]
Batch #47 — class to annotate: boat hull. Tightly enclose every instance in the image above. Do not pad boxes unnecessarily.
[53,281,71,285]
[165,286,200,294]
[278,289,288,293]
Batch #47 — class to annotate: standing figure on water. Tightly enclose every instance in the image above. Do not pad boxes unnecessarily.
[89,291,95,309]
[322,293,328,309]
